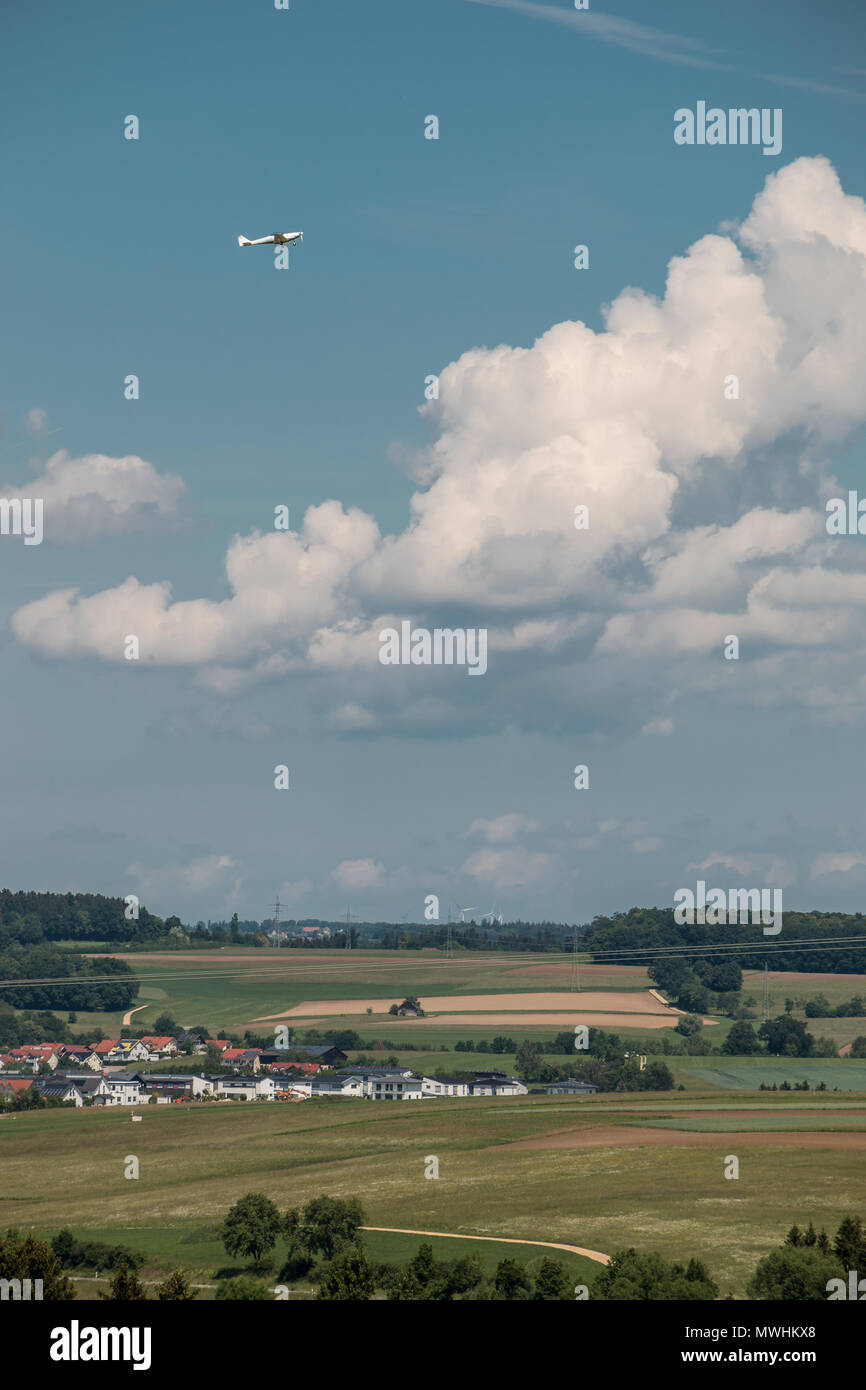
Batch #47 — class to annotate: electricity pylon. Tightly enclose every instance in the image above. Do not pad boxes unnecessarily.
[571,923,581,992]
[269,895,281,948]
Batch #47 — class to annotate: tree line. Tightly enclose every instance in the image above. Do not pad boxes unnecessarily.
[0,942,137,1013]
[584,906,866,975]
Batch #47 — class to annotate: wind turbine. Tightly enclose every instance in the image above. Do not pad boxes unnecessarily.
[457,905,478,924]
[481,903,503,926]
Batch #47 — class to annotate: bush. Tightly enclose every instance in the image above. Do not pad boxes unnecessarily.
[747,1247,841,1300]
[215,1275,273,1300]
[51,1232,144,1272]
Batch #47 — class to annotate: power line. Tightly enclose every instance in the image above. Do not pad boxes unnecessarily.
[4,932,866,992]
[578,934,866,961]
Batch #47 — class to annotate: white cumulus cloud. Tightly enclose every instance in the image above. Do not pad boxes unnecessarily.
[13,158,866,735]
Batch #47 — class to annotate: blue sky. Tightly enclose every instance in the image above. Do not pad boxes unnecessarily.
[3,0,866,924]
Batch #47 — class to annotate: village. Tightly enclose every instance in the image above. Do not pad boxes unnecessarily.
[0,1031,600,1108]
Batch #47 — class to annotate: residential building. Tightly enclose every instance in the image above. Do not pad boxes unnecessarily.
[214,1075,275,1101]
[33,1078,83,1106]
[284,1044,346,1066]
[310,1067,421,1100]
[66,1075,111,1102]
[0,1076,36,1098]
[221,1048,261,1071]
[4,1045,62,1070]
[273,1079,312,1099]
[90,1039,149,1063]
[101,1073,143,1105]
[139,1036,179,1059]
[268,1060,320,1077]
[132,1073,214,1099]
[546,1080,599,1095]
[59,1046,102,1071]
[469,1073,528,1096]
[421,1076,470,1097]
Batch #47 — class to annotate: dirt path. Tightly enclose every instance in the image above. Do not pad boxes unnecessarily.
[122,1004,149,1026]
[648,988,677,1010]
[360,1225,609,1264]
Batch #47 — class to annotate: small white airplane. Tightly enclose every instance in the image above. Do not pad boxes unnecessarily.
[237,231,303,248]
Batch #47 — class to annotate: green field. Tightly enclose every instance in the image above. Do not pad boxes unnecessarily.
[4,1090,866,1298]
[744,968,866,1011]
[64,948,652,1034]
[740,969,866,1050]
[25,1223,599,1299]
[625,1113,866,1132]
[43,951,865,1064]
[671,1057,866,1090]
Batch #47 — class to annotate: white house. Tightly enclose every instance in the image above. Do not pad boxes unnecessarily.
[273,1078,313,1099]
[546,1080,599,1095]
[102,1073,143,1105]
[139,1036,179,1060]
[469,1077,528,1096]
[421,1077,470,1097]
[60,1047,102,1071]
[93,1040,150,1064]
[353,1069,424,1100]
[34,1078,83,1106]
[133,1073,214,1099]
[49,1072,111,1104]
[69,1075,112,1102]
[215,1075,276,1101]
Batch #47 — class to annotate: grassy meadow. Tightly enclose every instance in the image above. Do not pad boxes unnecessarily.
[3,1091,866,1299]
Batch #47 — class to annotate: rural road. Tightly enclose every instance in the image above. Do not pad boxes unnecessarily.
[360,1225,610,1264]
[122,1004,149,1026]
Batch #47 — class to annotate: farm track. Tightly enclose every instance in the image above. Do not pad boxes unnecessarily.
[360,1225,610,1264]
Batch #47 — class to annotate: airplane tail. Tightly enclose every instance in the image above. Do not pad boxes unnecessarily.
[237,235,252,247]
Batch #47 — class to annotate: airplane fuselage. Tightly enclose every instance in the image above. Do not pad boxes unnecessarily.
[239,232,303,247]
